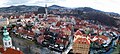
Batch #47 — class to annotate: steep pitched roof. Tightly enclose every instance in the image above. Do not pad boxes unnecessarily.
[74,30,83,35]
[56,21,61,26]
[74,38,90,45]
[61,27,71,32]
[56,38,69,45]
[99,35,108,40]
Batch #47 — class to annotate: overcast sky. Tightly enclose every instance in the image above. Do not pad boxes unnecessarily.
[0,0,120,14]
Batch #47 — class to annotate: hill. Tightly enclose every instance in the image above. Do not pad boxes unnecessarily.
[0,5,119,31]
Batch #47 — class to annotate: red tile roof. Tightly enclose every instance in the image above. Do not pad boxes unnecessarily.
[0,48,23,54]
[0,47,4,53]
[94,36,109,45]
[95,39,103,45]
[56,38,63,44]
[15,16,20,18]
[24,15,31,18]
[61,27,71,36]
[61,27,71,32]
[50,29,60,33]
[37,35,44,43]
[74,30,83,36]
[47,19,57,23]
[3,48,23,54]
[56,21,61,26]
[10,16,15,19]
[17,30,35,37]
[27,31,35,37]
[74,38,90,45]
[56,38,69,45]
[99,35,108,40]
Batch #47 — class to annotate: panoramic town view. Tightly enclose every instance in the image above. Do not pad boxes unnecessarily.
[0,0,120,54]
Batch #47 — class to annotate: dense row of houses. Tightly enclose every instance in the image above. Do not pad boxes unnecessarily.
[0,5,120,54]
[0,13,120,54]
[0,26,23,54]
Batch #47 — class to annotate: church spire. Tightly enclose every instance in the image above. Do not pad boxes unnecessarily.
[3,26,12,51]
[45,4,48,19]
[3,26,9,37]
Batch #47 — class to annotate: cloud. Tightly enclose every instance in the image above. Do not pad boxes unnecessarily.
[0,0,120,14]
[1,0,64,7]
[56,0,120,13]
[0,0,65,7]
[26,0,64,6]
[28,0,57,3]
[5,0,29,5]
[0,0,9,7]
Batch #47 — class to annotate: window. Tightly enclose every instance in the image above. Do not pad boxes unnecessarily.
[9,42,11,45]
[5,42,7,46]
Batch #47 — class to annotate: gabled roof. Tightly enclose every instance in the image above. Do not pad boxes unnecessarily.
[47,18,57,23]
[17,30,28,34]
[17,30,35,37]
[99,35,108,40]
[74,38,90,45]
[61,27,71,32]
[37,35,44,43]
[74,30,83,36]
[56,21,61,26]
[27,31,35,37]
[50,28,60,33]
[93,35,109,45]
[56,38,69,45]
[91,36,98,41]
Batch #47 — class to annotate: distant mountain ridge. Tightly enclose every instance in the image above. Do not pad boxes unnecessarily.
[48,5,65,9]
[0,5,120,30]
[0,5,42,13]
[49,5,120,30]
[75,7,102,12]
[0,5,119,15]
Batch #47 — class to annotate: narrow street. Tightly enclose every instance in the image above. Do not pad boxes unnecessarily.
[11,33,62,54]
[11,34,41,54]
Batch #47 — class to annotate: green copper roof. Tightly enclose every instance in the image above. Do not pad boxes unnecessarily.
[3,30,9,36]
[4,26,7,29]
[3,36,11,41]
[3,26,11,41]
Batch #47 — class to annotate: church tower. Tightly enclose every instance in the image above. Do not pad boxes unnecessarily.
[2,26,12,51]
[45,4,48,19]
